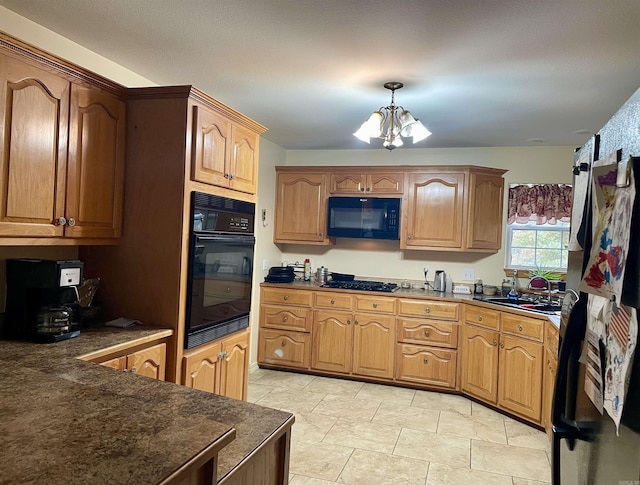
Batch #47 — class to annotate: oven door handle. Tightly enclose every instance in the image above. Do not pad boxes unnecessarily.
[194,234,255,245]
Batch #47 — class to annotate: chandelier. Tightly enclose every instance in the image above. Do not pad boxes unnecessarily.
[353,82,431,150]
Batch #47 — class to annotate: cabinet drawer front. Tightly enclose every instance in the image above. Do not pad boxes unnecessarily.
[355,295,396,314]
[545,321,559,353]
[396,344,457,389]
[501,313,544,341]
[464,305,501,330]
[260,305,312,332]
[397,299,459,321]
[397,318,459,348]
[258,329,310,369]
[314,292,353,310]
[262,288,312,307]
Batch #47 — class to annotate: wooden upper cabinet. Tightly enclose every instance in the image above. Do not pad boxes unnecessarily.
[274,171,329,244]
[465,171,505,250]
[403,171,465,249]
[191,103,259,194]
[65,84,126,238]
[330,171,403,194]
[0,55,70,237]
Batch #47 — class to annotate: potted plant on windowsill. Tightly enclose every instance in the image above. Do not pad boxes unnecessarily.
[528,267,564,289]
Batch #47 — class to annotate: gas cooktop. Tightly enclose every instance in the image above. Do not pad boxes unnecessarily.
[321,280,399,293]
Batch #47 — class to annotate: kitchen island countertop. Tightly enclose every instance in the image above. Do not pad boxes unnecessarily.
[0,326,293,484]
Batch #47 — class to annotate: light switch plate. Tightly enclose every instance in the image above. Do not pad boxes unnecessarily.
[262,259,269,270]
[462,268,475,281]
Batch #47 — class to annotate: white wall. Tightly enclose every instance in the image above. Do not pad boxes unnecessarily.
[0,6,155,87]
[278,146,575,288]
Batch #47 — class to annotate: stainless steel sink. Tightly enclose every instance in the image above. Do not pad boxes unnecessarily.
[474,296,562,314]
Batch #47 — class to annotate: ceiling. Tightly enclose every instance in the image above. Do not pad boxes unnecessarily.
[2,0,640,150]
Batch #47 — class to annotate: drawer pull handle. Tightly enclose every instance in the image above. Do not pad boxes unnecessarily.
[281,340,286,347]
[423,358,429,364]
[282,316,288,322]
[478,315,483,321]
[373,303,378,308]
[226,287,231,293]
[130,366,137,374]
[424,308,430,314]
[284,295,289,301]
[331,299,335,304]
[518,325,523,332]
[493,339,498,346]
[500,342,505,349]
[424,330,430,337]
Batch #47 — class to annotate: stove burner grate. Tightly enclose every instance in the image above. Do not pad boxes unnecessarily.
[322,280,398,293]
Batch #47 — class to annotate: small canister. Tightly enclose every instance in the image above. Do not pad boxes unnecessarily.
[315,266,329,284]
[474,278,483,295]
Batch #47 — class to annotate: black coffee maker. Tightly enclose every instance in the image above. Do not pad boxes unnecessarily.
[5,259,84,342]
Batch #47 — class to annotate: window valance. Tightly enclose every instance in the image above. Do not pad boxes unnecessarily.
[507,184,572,225]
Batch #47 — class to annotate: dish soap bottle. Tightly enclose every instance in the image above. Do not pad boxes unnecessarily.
[507,270,519,300]
[303,258,311,281]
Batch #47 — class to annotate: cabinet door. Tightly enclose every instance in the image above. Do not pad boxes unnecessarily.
[311,310,352,373]
[367,172,403,194]
[403,172,465,248]
[191,104,231,188]
[66,84,125,238]
[258,329,310,369]
[465,172,504,250]
[396,345,457,389]
[274,172,328,244]
[183,341,223,393]
[460,324,499,403]
[0,55,69,236]
[498,334,543,422]
[229,125,258,194]
[127,343,167,381]
[352,314,395,379]
[100,355,127,371]
[542,346,557,436]
[329,173,366,194]
[219,330,250,401]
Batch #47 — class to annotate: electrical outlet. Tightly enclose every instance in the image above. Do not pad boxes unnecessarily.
[262,259,269,270]
[462,268,475,281]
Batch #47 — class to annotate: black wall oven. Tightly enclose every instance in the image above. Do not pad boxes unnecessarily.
[185,192,255,349]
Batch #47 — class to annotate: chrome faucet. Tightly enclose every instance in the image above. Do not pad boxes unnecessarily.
[528,276,552,303]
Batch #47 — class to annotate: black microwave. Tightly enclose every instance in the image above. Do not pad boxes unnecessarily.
[327,197,400,240]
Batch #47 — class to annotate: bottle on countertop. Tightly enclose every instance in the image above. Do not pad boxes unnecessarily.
[445,275,453,293]
[303,258,311,281]
[474,278,483,295]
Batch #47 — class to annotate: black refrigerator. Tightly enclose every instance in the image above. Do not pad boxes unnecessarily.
[553,87,640,484]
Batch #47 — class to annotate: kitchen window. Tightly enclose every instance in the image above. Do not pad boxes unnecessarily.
[506,183,572,272]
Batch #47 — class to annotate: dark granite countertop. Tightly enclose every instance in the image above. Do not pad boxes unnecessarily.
[0,327,293,484]
[261,280,561,327]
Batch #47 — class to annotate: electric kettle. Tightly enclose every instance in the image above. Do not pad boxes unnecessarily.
[434,270,446,292]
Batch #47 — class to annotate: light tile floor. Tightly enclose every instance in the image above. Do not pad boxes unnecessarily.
[249,368,552,485]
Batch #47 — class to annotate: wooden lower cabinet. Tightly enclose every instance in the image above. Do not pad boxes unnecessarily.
[461,324,499,403]
[396,345,457,388]
[311,310,353,373]
[542,346,558,435]
[182,329,250,400]
[100,343,167,380]
[258,328,310,369]
[498,334,543,422]
[352,314,395,379]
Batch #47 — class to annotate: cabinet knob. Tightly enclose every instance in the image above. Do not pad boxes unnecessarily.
[407,235,412,240]
[423,358,429,364]
[424,308,430,314]
[477,315,483,321]
[281,340,286,347]
[330,299,335,304]
[56,216,67,226]
[500,342,505,349]
[225,287,231,293]
[224,173,230,179]
[493,339,498,346]
[360,187,365,192]
[424,330,430,337]
[283,295,289,301]
[130,366,137,374]
[354,320,359,325]
[67,218,76,227]
[319,232,324,237]
[518,325,523,332]
[373,303,378,308]
[282,316,288,322]
[347,319,351,325]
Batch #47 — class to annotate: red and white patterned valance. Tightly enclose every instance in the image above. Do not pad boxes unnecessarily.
[507,184,572,225]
